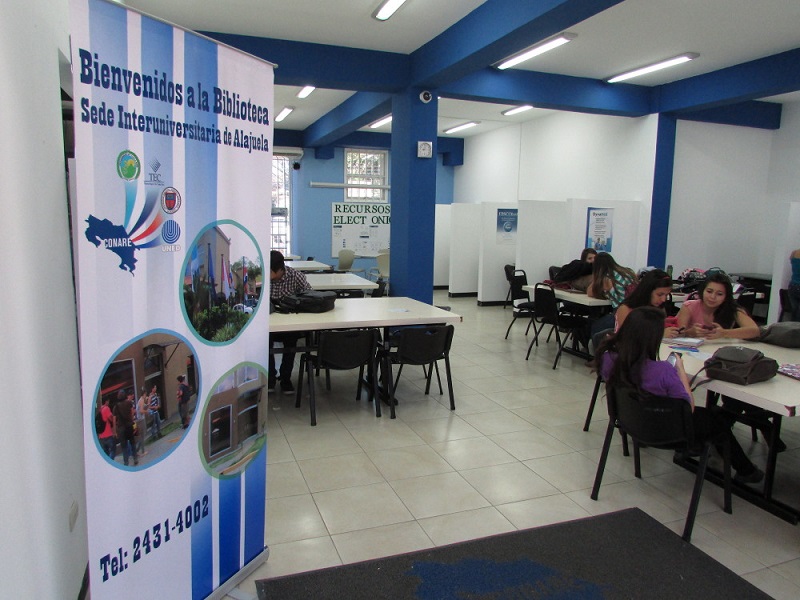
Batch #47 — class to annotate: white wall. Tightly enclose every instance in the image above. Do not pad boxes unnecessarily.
[1,1,87,598]
[454,125,521,204]
[667,120,775,276]
[433,204,451,286]
[448,204,482,293]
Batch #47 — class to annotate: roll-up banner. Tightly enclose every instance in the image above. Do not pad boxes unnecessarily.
[70,1,273,597]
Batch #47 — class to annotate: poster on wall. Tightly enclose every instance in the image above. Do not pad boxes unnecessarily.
[586,207,614,252]
[70,0,273,597]
[496,208,518,245]
[331,201,391,257]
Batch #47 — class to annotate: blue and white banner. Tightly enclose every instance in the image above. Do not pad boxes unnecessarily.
[70,1,273,597]
[496,208,518,245]
[586,207,613,252]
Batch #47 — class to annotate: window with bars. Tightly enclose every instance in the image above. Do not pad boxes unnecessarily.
[271,155,292,254]
[345,148,387,202]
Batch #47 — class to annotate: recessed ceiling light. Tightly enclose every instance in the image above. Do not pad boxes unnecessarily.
[607,53,698,83]
[275,106,294,122]
[444,122,478,134]
[369,115,392,129]
[297,86,316,99]
[502,105,534,116]
[496,33,575,70]
[373,0,408,21]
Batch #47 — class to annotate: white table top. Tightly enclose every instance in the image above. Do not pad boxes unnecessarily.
[664,339,800,417]
[269,296,462,333]
[524,285,611,307]
[286,260,332,271]
[305,272,378,291]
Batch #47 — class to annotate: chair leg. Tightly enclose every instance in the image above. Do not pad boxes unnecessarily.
[504,316,518,339]
[583,375,603,431]
[621,431,630,457]
[591,422,616,500]
[295,354,306,408]
[683,442,712,542]
[382,354,396,419]
[721,437,732,514]
[552,328,564,369]
[444,355,455,410]
[633,440,642,478]
[356,364,365,401]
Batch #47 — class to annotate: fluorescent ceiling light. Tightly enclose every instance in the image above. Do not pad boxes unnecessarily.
[297,86,315,99]
[496,33,575,70]
[444,121,478,134]
[607,53,698,83]
[275,106,294,122]
[369,115,393,129]
[502,105,534,116]
[373,0,408,21]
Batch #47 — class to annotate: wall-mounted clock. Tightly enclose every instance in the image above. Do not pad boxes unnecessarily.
[417,141,433,158]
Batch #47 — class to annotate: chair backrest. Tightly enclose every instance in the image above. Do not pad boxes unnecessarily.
[394,325,454,365]
[508,270,530,304]
[375,252,390,278]
[736,290,756,315]
[335,289,365,298]
[548,265,562,280]
[533,283,559,322]
[779,288,790,320]
[371,279,387,297]
[317,328,379,370]
[608,385,693,448]
[337,248,355,270]
[504,264,516,282]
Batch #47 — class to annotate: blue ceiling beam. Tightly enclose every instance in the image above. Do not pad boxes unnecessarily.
[302,92,392,147]
[201,33,410,91]
[654,47,800,114]
[410,0,624,88]
[676,101,782,130]
[441,68,652,117]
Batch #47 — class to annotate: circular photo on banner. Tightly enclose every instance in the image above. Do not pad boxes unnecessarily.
[181,220,263,344]
[94,330,200,470]
[199,363,268,479]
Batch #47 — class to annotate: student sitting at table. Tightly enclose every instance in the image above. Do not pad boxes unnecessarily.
[587,252,637,338]
[597,306,764,484]
[675,272,760,340]
[269,250,312,394]
[614,269,681,338]
[675,272,784,451]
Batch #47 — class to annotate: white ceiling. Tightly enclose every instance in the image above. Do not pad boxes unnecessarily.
[124,0,800,137]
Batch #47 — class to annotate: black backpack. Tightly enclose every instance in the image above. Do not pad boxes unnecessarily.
[277,290,337,313]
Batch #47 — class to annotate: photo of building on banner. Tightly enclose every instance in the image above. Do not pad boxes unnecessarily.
[69,0,274,597]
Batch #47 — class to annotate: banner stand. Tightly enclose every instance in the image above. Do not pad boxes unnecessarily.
[207,548,269,600]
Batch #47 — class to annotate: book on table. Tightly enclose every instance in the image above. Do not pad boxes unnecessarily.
[670,337,704,348]
[778,364,800,381]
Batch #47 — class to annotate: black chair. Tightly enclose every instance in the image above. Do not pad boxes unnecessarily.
[296,328,380,426]
[779,288,791,321]
[504,270,536,339]
[335,289,365,298]
[371,279,388,298]
[383,324,456,418]
[503,264,516,309]
[591,385,732,542]
[548,265,562,281]
[527,283,589,367]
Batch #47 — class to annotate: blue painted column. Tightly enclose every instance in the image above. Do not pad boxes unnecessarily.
[647,113,677,268]
[389,89,439,302]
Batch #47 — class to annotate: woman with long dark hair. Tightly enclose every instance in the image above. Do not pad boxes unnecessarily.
[587,252,636,337]
[596,306,763,484]
[676,273,759,340]
[614,269,679,337]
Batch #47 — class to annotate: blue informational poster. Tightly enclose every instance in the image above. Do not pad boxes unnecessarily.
[586,207,613,252]
[70,1,273,597]
[496,208,518,245]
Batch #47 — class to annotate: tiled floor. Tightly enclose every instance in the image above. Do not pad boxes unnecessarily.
[233,292,800,599]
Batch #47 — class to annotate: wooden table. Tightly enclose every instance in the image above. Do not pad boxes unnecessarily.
[285,260,333,271]
[671,339,800,522]
[305,272,378,291]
